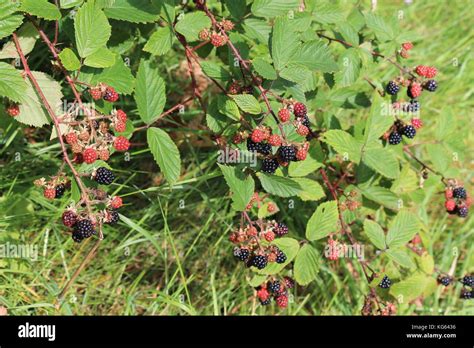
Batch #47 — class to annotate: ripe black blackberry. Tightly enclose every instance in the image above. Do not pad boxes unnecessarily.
[251,255,268,270]
[105,210,119,224]
[71,232,83,243]
[94,167,115,185]
[386,81,400,95]
[401,125,416,139]
[457,206,468,218]
[461,275,474,287]
[453,187,467,199]
[276,250,287,264]
[258,142,272,155]
[55,184,66,198]
[73,219,95,239]
[460,289,473,299]
[438,276,452,286]
[424,80,438,92]
[260,298,271,305]
[233,247,250,261]
[407,99,420,112]
[261,158,279,174]
[388,132,402,145]
[247,139,261,152]
[379,275,392,289]
[298,115,311,128]
[268,281,281,293]
[277,145,296,162]
[273,222,288,236]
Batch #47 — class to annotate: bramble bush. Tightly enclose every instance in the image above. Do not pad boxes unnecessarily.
[0,0,472,315]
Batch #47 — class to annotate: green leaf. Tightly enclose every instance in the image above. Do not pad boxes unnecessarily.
[294,244,320,285]
[292,40,338,73]
[365,13,395,42]
[175,12,211,42]
[84,47,116,68]
[143,26,174,56]
[231,94,261,115]
[391,166,418,194]
[386,210,420,248]
[257,173,301,198]
[389,272,432,303]
[90,56,135,95]
[334,48,361,87]
[16,71,63,127]
[271,16,299,71]
[256,238,300,275]
[217,96,240,121]
[279,64,311,83]
[104,0,160,23]
[20,0,61,20]
[363,220,386,250]
[242,18,271,44]
[251,0,300,18]
[363,92,393,144]
[337,22,359,46]
[0,63,27,103]
[200,61,231,82]
[0,13,23,40]
[359,185,399,210]
[218,164,255,211]
[0,23,38,59]
[248,274,267,288]
[386,248,415,269]
[147,127,181,184]
[362,146,400,179]
[417,252,434,274]
[312,2,344,24]
[75,0,111,58]
[293,178,325,201]
[134,59,166,124]
[58,48,81,71]
[288,157,323,177]
[306,201,339,241]
[321,129,362,163]
[252,58,277,80]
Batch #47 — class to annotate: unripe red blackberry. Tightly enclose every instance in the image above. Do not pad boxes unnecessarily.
[110,196,123,209]
[221,19,234,31]
[425,67,437,78]
[115,109,127,123]
[296,124,309,136]
[103,87,119,102]
[276,294,288,308]
[257,287,270,301]
[6,103,20,117]
[295,148,307,161]
[402,42,413,50]
[83,148,98,164]
[415,65,428,76]
[89,87,102,100]
[268,134,282,147]
[210,32,225,47]
[65,132,78,144]
[98,149,110,161]
[293,102,307,117]
[278,108,290,122]
[408,83,422,98]
[43,187,56,200]
[62,210,77,227]
[114,120,126,132]
[264,231,275,242]
[445,200,456,212]
[198,28,210,41]
[113,136,130,151]
[411,118,423,129]
[251,129,266,143]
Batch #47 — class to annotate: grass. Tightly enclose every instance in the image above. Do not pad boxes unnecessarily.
[0,0,473,315]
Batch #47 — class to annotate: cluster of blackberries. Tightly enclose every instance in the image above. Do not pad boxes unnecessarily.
[34,177,70,200]
[230,220,289,270]
[89,84,119,103]
[379,275,392,289]
[445,185,470,218]
[256,276,294,308]
[386,121,417,145]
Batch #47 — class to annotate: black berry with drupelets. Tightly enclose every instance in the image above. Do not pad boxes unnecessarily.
[268,281,281,293]
[277,145,296,162]
[407,99,420,112]
[261,158,279,174]
[71,233,83,243]
[457,206,468,218]
[247,139,261,152]
[94,167,115,185]
[273,222,288,236]
[258,142,272,155]
[251,255,268,270]
[299,115,311,128]
[388,132,402,145]
[260,298,271,305]
[438,276,452,286]
[460,289,473,300]
[233,247,250,261]
[73,219,95,239]
[424,80,438,92]
[379,275,392,289]
[293,102,307,117]
[401,125,417,139]
[105,210,119,224]
[453,187,467,199]
[461,275,473,287]
[283,276,295,289]
[55,184,66,198]
[276,250,287,264]
[386,81,400,95]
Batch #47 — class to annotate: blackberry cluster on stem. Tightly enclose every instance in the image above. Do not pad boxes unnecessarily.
[386,120,417,145]
[256,276,294,308]
[444,183,470,218]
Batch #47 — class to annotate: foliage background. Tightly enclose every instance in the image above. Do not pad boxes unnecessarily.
[0,0,473,315]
